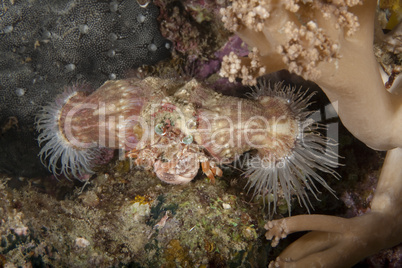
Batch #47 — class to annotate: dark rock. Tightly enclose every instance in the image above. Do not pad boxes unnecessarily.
[0,0,171,177]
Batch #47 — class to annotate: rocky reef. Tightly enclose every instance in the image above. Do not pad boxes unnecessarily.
[0,164,268,267]
[1,0,401,267]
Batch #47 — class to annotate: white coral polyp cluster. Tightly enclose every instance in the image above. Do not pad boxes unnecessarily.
[220,0,362,83]
[315,0,362,36]
[220,48,266,85]
[220,52,242,82]
[278,21,340,80]
[220,0,271,32]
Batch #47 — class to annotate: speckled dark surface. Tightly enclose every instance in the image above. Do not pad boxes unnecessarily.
[0,0,171,177]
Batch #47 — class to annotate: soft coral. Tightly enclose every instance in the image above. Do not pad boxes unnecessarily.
[220,0,402,266]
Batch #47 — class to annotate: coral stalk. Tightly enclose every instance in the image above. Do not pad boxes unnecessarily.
[265,148,402,268]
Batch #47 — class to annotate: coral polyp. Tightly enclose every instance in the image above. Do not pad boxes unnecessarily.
[36,77,339,214]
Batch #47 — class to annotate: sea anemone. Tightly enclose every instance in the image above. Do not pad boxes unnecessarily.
[36,79,151,179]
[243,81,340,217]
[36,86,102,179]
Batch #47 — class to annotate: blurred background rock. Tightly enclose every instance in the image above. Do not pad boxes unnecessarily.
[0,0,171,177]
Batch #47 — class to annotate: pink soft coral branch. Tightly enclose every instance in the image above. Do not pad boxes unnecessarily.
[220,0,402,267]
[221,0,402,150]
